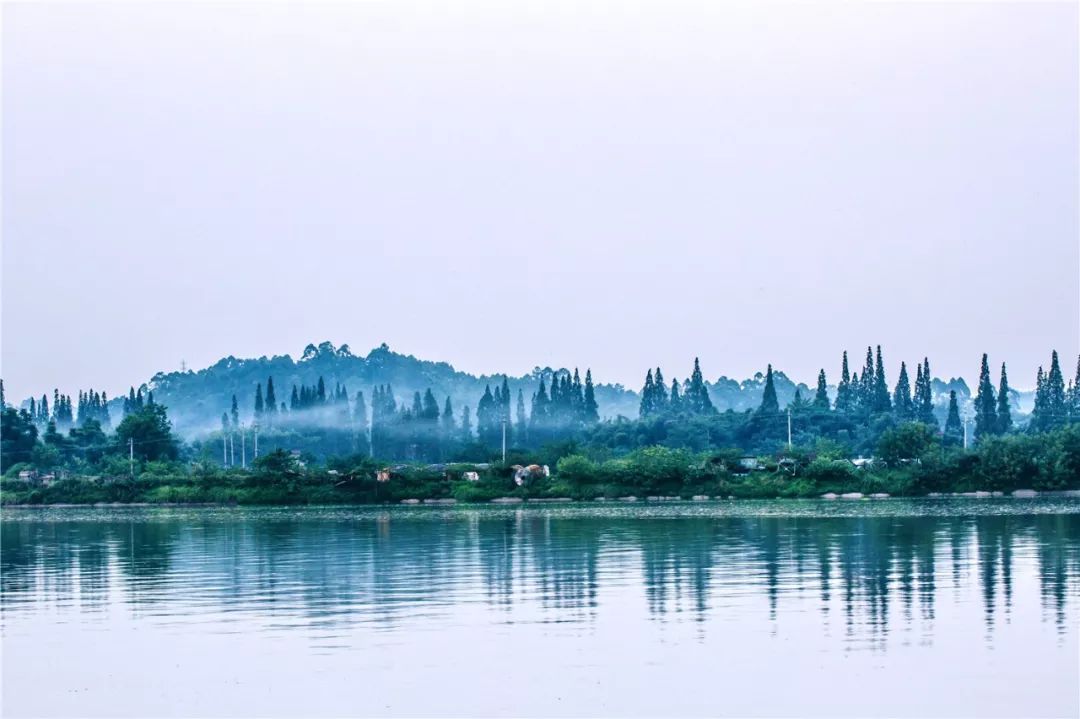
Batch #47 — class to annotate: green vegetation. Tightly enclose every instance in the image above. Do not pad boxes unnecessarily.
[3,347,1080,506]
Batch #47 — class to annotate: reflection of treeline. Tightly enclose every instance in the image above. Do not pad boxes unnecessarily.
[3,511,1077,637]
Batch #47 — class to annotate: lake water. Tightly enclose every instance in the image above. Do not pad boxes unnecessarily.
[2,499,1079,718]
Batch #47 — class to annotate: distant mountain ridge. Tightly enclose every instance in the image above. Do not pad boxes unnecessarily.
[61,341,1028,438]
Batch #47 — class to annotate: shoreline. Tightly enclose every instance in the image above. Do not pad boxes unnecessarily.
[5,489,1080,509]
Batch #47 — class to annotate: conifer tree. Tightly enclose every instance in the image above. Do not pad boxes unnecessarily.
[915,358,936,426]
[1032,366,1047,431]
[254,383,264,419]
[685,358,715,415]
[354,391,370,456]
[1070,355,1080,421]
[973,353,998,440]
[265,378,277,422]
[669,379,682,414]
[460,405,473,442]
[640,369,655,418]
[583,369,599,424]
[653,368,668,413]
[943,391,964,447]
[859,346,875,411]
[872,346,891,412]
[893,362,912,420]
[835,352,852,413]
[515,389,527,442]
[1046,350,1066,427]
[441,396,456,436]
[813,369,830,411]
[758,364,780,415]
[996,363,1012,434]
[221,412,230,432]
[317,376,326,404]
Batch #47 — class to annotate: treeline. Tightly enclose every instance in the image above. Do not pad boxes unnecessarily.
[3,349,1080,478]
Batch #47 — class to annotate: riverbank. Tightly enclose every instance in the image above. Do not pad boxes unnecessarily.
[4,479,1080,508]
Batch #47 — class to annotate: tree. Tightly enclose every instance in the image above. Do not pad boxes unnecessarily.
[460,405,473,442]
[254,383,264,419]
[872,346,891,413]
[583,369,599,424]
[669,379,683,414]
[264,378,277,423]
[813,369,830,411]
[115,403,178,462]
[684,358,715,415]
[354,391,370,456]
[442,396,456,438]
[834,352,852,413]
[893,362,913,421]
[1,407,38,470]
[943,391,963,448]
[230,395,239,428]
[1033,351,1067,431]
[653,368,668,414]
[973,353,998,440]
[639,370,656,418]
[914,358,936,426]
[996,363,1013,434]
[515,389,527,443]
[1071,355,1080,421]
[758,365,779,415]
[877,422,938,464]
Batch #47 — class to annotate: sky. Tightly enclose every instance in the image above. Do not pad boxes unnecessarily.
[2,1,1078,402]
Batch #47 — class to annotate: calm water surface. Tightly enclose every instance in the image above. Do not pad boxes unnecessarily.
[2,499,1079,718]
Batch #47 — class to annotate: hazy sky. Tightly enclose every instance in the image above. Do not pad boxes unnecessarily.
[3,2,1078,402]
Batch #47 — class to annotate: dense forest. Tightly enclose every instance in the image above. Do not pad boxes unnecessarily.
[2,345,1078,504]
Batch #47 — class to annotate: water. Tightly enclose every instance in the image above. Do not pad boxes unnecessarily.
[3,499,1079,718]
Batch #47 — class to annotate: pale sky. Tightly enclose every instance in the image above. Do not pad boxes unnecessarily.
[3,1,1078,402]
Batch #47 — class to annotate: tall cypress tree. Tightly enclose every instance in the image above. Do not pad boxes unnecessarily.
[265,378,277,422]
[872,346,891,413]
[1046,350,1066,428]
[892,362,912,420]
[460,405,473,442]
[915,358,936,426]
[943,391,964,447]
[758,365,780,415]
[515,389,527,442]
[583,369,599,424]
[1070,355,1080,421]
[640,370,655,418]
[354,391,370,456]
[1032,367,1047,431]
[442,396,456,436]
[996,363,1012,434]
[859,346,875,412]
[813,369,830,411]
[653,368,668,413]
[230,395,239,428]
[669,379,682,413]
[685,358,715,415]
[835,352,852,413]
[254,383,264,419]
[973,353,998,440]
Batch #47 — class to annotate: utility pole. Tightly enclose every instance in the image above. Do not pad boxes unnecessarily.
[963,419,969,450]
[241,427,246,469]
[223,434,228,467]
[787,409,793,451]
[129,438,134,477]
[254,424,259,459]
[501,419,507,463]
[230,432,235,466]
